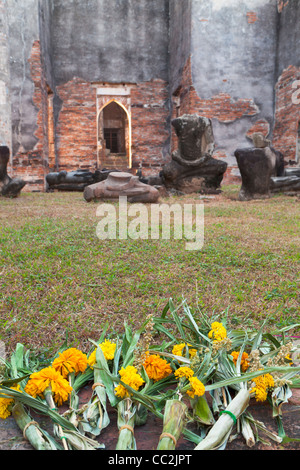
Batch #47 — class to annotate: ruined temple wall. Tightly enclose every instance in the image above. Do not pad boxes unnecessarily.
[48,0,171,178]
[273,0,300,162]
[4,0,300,192]
[5,0,50,191]
[4,0,171,190]
[189,0,279,182]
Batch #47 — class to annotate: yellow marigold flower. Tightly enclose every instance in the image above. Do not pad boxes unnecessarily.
[0,385,22,420]
[114,384,128,399]
[188,346,197,358]
[231,351,250,372]
[100,339,117,361]
[172,343,185,357]
[52,348,88,378]
[114,365,145,399]
[143,354,172,382]
[0,400,12,420]
[249,372,274,403]
[186,377,206,399]
[208,322,227,343]
[172,343,197,358]
[174,367,194,380]
[88,340,117,369]
[25,367,73,407]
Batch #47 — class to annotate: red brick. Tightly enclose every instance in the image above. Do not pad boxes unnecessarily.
[273,65,300,161]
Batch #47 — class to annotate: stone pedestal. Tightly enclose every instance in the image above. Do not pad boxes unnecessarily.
[84,172,160,203]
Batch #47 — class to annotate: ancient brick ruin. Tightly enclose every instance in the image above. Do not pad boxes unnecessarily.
[0,0,299,192]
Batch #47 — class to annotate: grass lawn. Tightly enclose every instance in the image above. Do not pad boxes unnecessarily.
[0,186,299,357]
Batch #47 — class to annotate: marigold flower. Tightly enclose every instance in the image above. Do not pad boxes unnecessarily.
[143,354,172,382]
[174,367,194,380]
[0,385,22,420]
[172,343,197,358]
[186,377,206,399]
[52,348,88,378]
[25,367,73,406]
[208,322,227,343]
[88,340,117,368]
[231,351,250,372]
[249,372,274,402]
[114,365,145,399]
[172,343,185,357]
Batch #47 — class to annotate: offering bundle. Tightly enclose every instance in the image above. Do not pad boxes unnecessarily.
[0,299,299,450]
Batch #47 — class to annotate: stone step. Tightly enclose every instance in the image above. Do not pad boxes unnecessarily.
[101,154,129,171]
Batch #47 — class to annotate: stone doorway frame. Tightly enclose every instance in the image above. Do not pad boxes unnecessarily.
[96,86,132,169]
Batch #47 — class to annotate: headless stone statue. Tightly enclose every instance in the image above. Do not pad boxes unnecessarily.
[46,169,119,192]
[0,146,26,198]
[162,115,227,194]
[234,133,285,201]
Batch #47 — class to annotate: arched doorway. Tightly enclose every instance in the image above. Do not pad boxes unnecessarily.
[97,100,132,170]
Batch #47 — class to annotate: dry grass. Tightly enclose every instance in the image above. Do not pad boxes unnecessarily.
[0,186,299,356]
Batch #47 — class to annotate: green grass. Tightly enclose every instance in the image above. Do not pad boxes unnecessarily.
[0,186,299,356]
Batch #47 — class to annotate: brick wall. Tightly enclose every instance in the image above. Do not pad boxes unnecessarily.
[246,119,270,140]
[130,78,170,175]
[56,78,98,173]
[55,78,170,178]
[273,65,300,162]
[173,57,259,125]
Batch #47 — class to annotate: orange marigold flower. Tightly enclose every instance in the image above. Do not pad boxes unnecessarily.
[25,367,73,407]
[52,348,88,378]
[231,351,250,372]
[143,354,172,382]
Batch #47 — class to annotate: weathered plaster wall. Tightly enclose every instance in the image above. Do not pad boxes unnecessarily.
[276,0,300,75]
[49,0,170,86]
[273,0,300,161]
[169,0,191,94]
[6,0,40,156]
[39,0,54,92]
[0,0,11,151]
[190,0,279,180]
